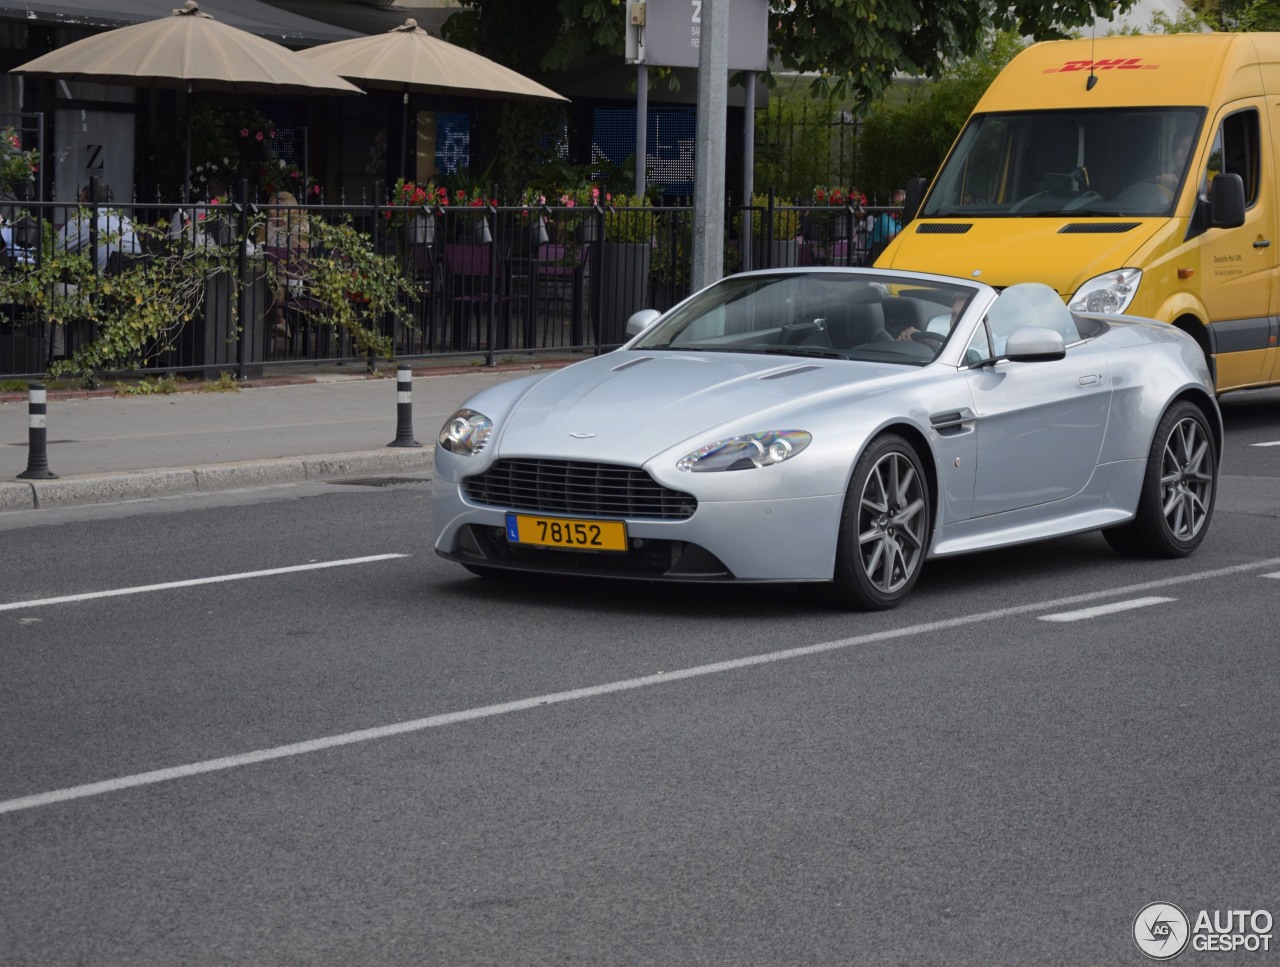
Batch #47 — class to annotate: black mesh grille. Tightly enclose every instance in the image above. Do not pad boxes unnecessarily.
[1059,222,1141,234]
[914,223,971,234]
[463,459,697,520]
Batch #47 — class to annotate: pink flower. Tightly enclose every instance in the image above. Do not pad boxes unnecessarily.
[240,128,249,137]
[255,131,264,142]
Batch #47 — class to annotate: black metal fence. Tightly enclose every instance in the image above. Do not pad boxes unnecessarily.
[1,193,895,380]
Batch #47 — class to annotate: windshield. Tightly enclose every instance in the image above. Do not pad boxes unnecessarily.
[921,107,1205,218]
[632,273,977,365]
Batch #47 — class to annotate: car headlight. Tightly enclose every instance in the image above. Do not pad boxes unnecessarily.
[1067,268,1142,314]
[677,430,811,472]
[438,408,493,455]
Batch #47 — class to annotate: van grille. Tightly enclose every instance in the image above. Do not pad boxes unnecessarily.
[463,459,697,520]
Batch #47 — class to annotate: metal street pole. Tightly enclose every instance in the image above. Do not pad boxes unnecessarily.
[691,0,728,293]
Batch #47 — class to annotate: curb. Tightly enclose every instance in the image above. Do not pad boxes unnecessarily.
[0,448,433,511]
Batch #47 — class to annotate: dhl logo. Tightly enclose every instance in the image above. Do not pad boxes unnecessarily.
[1044,58,1158,73]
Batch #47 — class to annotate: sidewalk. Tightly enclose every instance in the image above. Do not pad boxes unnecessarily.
[0,358,578,511]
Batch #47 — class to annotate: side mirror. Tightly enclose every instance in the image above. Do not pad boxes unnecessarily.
[1003,326,1066,362]
[1209,172,1245,229]
[625,308,661,337]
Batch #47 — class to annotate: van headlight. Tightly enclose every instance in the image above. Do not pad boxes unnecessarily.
[1067,269,1141,314]
[678,430,811,472]
[438,409,492,455]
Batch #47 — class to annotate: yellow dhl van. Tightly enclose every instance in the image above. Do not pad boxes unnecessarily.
[877,32,1280,394]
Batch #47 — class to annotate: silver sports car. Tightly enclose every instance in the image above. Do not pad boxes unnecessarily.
[433,268,1220,609]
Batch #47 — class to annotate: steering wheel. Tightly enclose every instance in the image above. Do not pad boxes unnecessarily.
[911,330,947,349]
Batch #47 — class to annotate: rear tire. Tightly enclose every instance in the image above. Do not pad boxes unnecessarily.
[1104,400,1216,558]
[828,435,931,610]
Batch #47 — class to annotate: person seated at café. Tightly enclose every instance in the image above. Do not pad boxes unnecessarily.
[256,190,312,338]
[59,183,142,272]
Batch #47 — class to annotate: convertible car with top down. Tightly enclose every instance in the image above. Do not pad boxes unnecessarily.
[432,268,1220,609]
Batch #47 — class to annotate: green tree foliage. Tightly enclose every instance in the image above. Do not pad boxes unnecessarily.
[447,0,1135,111]
[857,32,1025,200]
[754,79,854,200]
[1187,0,1280,30]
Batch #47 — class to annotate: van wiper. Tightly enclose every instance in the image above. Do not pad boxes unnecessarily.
[1042,208,1117,217]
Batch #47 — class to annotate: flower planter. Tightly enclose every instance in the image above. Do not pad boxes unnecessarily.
[410,213,435,246]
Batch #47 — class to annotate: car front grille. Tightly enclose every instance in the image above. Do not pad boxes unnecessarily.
[463,459,697,520]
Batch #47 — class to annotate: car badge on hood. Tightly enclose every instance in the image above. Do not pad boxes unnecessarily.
[569,432,597,439]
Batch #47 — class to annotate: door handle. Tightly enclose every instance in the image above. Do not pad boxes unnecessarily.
[1254,239,1271,248]
[1078,374,1103,386]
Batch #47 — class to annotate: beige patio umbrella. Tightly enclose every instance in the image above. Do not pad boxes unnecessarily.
[11,0,363,198]
[299,18,568,179]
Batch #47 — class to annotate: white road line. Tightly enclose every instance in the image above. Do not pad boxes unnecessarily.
[1250,441,1280,447]
[0,555,409,612]
[1038,596,1175,622]
[3,555,1279,817]
[1264,573,1280,580]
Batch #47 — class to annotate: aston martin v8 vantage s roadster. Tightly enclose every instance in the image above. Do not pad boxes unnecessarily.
[433,268,1221,609]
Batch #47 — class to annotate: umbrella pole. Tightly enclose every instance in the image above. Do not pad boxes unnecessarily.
[400,89,409,184]
[183,84,192,204]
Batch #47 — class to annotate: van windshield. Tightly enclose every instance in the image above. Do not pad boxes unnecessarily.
[920,107,1205,218]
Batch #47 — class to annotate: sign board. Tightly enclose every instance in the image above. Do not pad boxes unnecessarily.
[626,0,769,72]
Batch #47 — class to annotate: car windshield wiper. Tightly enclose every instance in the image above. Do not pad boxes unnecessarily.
[643,344,844,359]
[771,346,846,359]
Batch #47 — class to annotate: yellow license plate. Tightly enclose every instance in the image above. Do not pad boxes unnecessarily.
[505,513,628,551]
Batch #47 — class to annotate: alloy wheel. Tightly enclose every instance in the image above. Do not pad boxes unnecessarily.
[1160,415,1214,541]
[857,450,928,593]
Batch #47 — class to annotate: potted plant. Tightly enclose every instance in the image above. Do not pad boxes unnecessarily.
[0,125,38,199]
[812,186,867,242]
[384,178,440,246]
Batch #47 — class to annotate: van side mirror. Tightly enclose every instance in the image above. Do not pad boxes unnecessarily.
[1209,172,1245,228]
[902,177,928,226]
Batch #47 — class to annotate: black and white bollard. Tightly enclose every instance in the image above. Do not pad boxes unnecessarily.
[17,382,58,480]
[387,364,422,448]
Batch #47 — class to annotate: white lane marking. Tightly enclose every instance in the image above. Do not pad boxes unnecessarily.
[1264,572,1280,580]
[1250,441,1280,447]
[1038,596,1174,622]
[3,555,1279,817]
[0,555,409,612]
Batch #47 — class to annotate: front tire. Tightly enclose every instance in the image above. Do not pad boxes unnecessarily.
[1104,400,1217,557]
[829,434,932,610]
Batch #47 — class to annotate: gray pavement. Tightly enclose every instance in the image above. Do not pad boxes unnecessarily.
[0,363,562,511]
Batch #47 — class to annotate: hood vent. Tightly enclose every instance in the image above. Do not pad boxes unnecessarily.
[759,364,823,380]
[1059,222,1140,234]
[914,223,972,234]
[611,355,654,371]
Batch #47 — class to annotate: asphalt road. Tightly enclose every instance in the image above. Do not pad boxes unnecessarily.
[1,390,1277,966]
